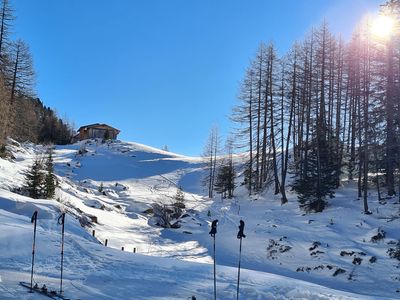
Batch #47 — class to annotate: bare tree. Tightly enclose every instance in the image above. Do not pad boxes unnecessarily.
[202,126,220,198]
[7,39,35,104]
[0,0,14,61]
[0,72,9,146]
[231,68,255,195]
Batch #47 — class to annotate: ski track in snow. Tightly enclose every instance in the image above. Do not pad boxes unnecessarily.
[0,139,399,299]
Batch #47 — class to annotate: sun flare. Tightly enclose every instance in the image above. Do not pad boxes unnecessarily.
[371,15,395,39]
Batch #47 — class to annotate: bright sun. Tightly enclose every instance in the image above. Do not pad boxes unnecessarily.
[371,15,395,39]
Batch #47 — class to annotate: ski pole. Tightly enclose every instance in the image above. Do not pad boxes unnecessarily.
[58,213,66,294]
[209,219,218,300]
[213,234,216,300]
[236,220,246,300]
[30,210,38,291]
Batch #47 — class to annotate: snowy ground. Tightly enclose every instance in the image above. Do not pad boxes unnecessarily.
[0,139,399,299]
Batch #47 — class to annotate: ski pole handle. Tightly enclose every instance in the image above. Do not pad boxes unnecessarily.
[237,220,246,239]
[209,219,218,237]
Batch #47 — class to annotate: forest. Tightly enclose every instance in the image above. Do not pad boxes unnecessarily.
[204,0,400,213]
[0,0,73,152]
[1,0,399,215]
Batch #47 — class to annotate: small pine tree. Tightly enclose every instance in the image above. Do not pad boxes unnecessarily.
[44,150,56,199]
[226,162,235,198]
[175,186,185,203]
[214,161,235,199]
[214,166,227,198]
[242,164,252,187]
[25,158,44,199]
[293,127,341,212]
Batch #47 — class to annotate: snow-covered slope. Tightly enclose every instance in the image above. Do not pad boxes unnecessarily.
[0,139,399,299]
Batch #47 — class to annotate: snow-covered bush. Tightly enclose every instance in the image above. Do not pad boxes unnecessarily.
[387,241,400,260]
[77,146,88,155]
[151,202,183,228]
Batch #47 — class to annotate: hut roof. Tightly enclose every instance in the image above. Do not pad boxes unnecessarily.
[78,123,120,134]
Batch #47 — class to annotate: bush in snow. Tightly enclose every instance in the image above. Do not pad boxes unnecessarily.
[173,186,185,208]
[371,228,386,243]
[98,182,104,193]
[387,241,400,260]
[152,203,171,228]
[77,146,88,155]
[174,186,185,202]
[151,202,183,228]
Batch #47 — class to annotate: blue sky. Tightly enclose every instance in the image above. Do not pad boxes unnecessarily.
[13,0,381,155]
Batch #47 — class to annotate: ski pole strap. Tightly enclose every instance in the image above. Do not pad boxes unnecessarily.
[57,213,65,225]
[237,220,246,239]
[31,211,38,223]
[209,219,218,237]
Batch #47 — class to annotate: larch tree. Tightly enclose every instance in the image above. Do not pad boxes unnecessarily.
[202,126,220,198]
[229,2,400,213]
[0,0,14,63]
[8,39,35,104]
[231,68,255,195]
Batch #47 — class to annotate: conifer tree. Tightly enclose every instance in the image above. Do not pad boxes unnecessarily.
[293,126,341,212]
[214,163,235,199]
[214,139,236,199]
[174,186,185,203]
[44,149,56,199]
[98,182,104,193]
[25,158,43,199]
